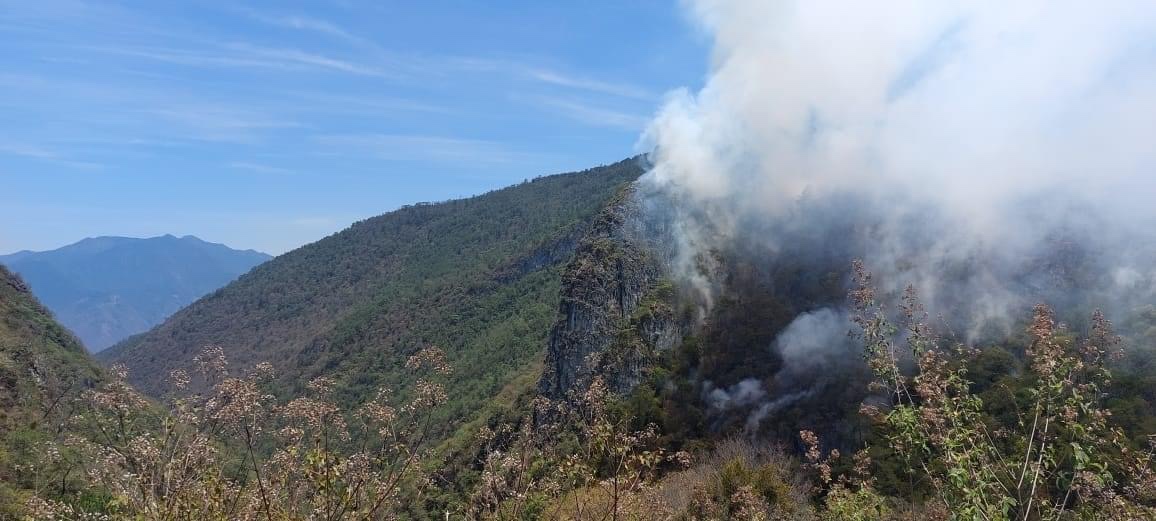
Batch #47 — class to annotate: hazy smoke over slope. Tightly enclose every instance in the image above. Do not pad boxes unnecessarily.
[635,1,1156,433]
[640,0,1156,329]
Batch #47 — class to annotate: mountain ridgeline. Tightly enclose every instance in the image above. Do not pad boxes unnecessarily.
[0,235,270,351]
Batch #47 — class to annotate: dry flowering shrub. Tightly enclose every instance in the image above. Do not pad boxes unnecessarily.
[468,400,563,520]
[29,345,453,520]
[827,261,1156,520]
[661,438,816,521]
[255,347,449,521]
[799,430,834,487]
[466,377,687,520]
[550,376,681,520]
[729,485,770,521]
[24,496,113,521]
[799,428,889,521]
[31,359,242,520]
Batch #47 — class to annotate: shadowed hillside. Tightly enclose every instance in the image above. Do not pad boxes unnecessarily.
[0,265,101,513]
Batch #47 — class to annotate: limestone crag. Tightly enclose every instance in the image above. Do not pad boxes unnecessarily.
[538,186,687,401]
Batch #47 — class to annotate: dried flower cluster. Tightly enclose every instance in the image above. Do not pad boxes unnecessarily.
[27,345,452,520]
[467,377,687,520]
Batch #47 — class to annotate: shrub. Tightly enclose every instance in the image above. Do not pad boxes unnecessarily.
[806,261,1156,520]
[29,345,452,520]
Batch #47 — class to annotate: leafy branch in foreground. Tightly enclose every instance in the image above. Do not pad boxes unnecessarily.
[804,260,1156,520]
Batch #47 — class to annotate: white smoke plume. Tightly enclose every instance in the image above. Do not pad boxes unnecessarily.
[701,310,858,432]
[746,390,813,434]
[704,378,766,412]
[772,308,853,378]
[704,378,812,434]
[639,0,1156,336]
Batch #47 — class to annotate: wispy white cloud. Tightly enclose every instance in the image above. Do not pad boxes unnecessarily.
[282,92,453,117]
[147,106,304,143]
[0,143,57,160]
[59,137,188,148]
[149,108,302,129]
[526,69,653,100]
[78,42,391,78]
[534,97,649,130]
[77,45,307,71]
[226,43,390,77]
[391,57,655,100]
[0,142,101,169]
[314,134,541,165]
[250,13,356,40]
[227,161,295,175]
[238,9,377,49]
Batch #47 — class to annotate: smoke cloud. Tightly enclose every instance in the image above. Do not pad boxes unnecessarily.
[635,1,1156,434]
[772,308,853,379]
[705,378,766,412]
[704,378,813,434]
[701,310,859,433]
[639,0,1156,332]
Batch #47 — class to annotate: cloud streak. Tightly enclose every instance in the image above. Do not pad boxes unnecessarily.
[238,8,392,56]
[80,42,392,78]
[0,142,101,169]
[534,96,649,130]
[147,106,304,143]
[227,161,295,175]
[314,134,542,165]
[244,11,359,41]
[526,69,653,100]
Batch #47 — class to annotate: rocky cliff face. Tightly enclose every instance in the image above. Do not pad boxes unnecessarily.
[538,186,689,401]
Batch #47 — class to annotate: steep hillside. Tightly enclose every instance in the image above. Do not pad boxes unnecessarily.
[101,158,643,443]
[0,265,102,512]
[0,235,270,351]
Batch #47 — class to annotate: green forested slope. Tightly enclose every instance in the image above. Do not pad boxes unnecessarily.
[100,158,643,445]
[0,265,102,513]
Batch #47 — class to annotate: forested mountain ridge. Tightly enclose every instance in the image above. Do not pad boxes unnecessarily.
[0,235,270,351]
[100,158,644,437]
[0,265,102,514]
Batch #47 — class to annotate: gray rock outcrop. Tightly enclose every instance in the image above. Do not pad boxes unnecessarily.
[538,186,688,401]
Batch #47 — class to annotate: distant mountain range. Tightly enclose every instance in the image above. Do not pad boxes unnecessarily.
[0,235,270,351]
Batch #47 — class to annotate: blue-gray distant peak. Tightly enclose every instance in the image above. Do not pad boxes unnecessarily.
[0,235,271,352]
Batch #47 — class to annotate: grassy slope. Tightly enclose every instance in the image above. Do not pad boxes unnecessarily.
[100,157,643,452]
[0,265,102,513]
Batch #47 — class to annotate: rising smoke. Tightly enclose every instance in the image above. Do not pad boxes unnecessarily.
[636,0,1156,433]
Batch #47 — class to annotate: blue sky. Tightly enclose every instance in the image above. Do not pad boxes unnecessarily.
[0,0,706,255]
